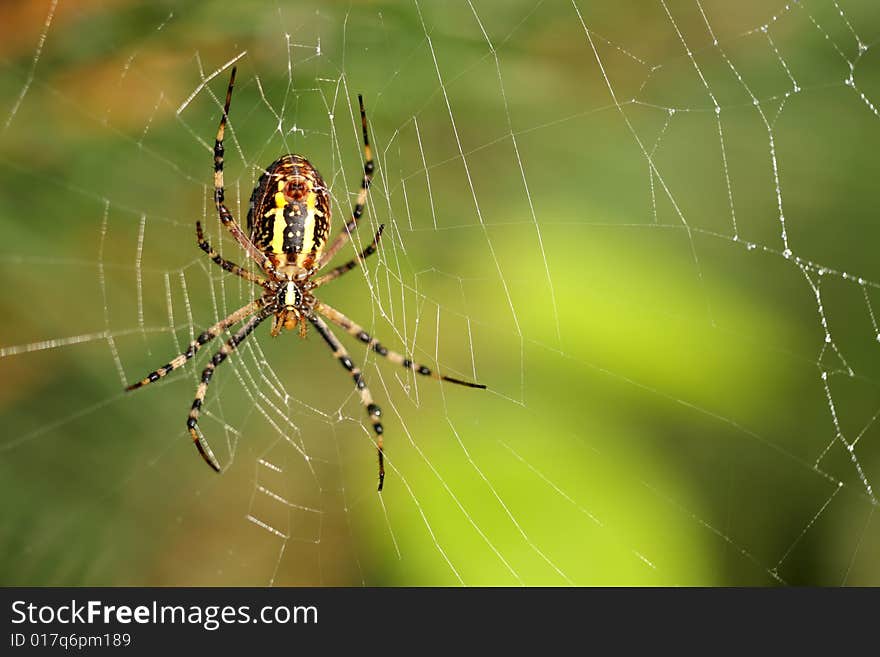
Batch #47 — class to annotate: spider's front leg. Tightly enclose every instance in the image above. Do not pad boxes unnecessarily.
[187,307,274,471]
[125,296,268,392]
[308,314,386,490]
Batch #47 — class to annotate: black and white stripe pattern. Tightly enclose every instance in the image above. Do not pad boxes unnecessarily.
[211,66,276,276]
[317,94,375,269]
[124,297,268,392]
[187,307,273,472]
[313,224,384,289]
[308,313,386,491]
[315,301,486,389]
[196,221,268,288]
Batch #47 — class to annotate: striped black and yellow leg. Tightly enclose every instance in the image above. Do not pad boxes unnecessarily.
[312,224,384,289]
[124,296,268,392]
[317,94,375,268]
[308,314,386,491]
[196,221,268,288]
[212,67,276,276]
[187,307,273,472]
[315,301,486,389]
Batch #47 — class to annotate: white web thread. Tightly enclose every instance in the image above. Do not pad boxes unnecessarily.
[414,0,525,378]
[569,0,878,563]
[0,0,878,585]
[573,0,716,330]
[97,199,126,383]
[466,0,562,349]
[2,0,58,132]
[500,439,657,573]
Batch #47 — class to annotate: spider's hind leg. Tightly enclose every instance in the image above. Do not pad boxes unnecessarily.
[317,94,375,269]
[211,66,277,277]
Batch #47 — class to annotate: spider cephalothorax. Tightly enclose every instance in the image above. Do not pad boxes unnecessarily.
[269,279,312,337]
[125,67,485,491]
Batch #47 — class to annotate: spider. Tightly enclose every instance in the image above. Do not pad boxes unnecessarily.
[125,67,485,491]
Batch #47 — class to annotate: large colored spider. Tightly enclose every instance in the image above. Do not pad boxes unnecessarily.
[126,67,485,490]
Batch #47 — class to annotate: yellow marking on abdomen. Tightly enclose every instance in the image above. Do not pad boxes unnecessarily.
[295,192,319,266]
[265,207,285,254]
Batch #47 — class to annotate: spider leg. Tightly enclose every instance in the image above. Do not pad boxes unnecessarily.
[212,67,277,276]
[315,301,487,389]
[196,220,268,288]
[317,94,374,269]
[312,224,384,289]
[125,296,268,392]
[308,314,385,491]
[187,307,274,471]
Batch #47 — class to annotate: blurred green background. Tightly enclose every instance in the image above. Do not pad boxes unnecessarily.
[1,0,879,586]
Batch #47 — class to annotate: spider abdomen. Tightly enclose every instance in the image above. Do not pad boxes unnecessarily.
[247,154,331,274]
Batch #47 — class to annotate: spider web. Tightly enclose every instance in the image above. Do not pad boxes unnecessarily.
[1,0,879,586]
